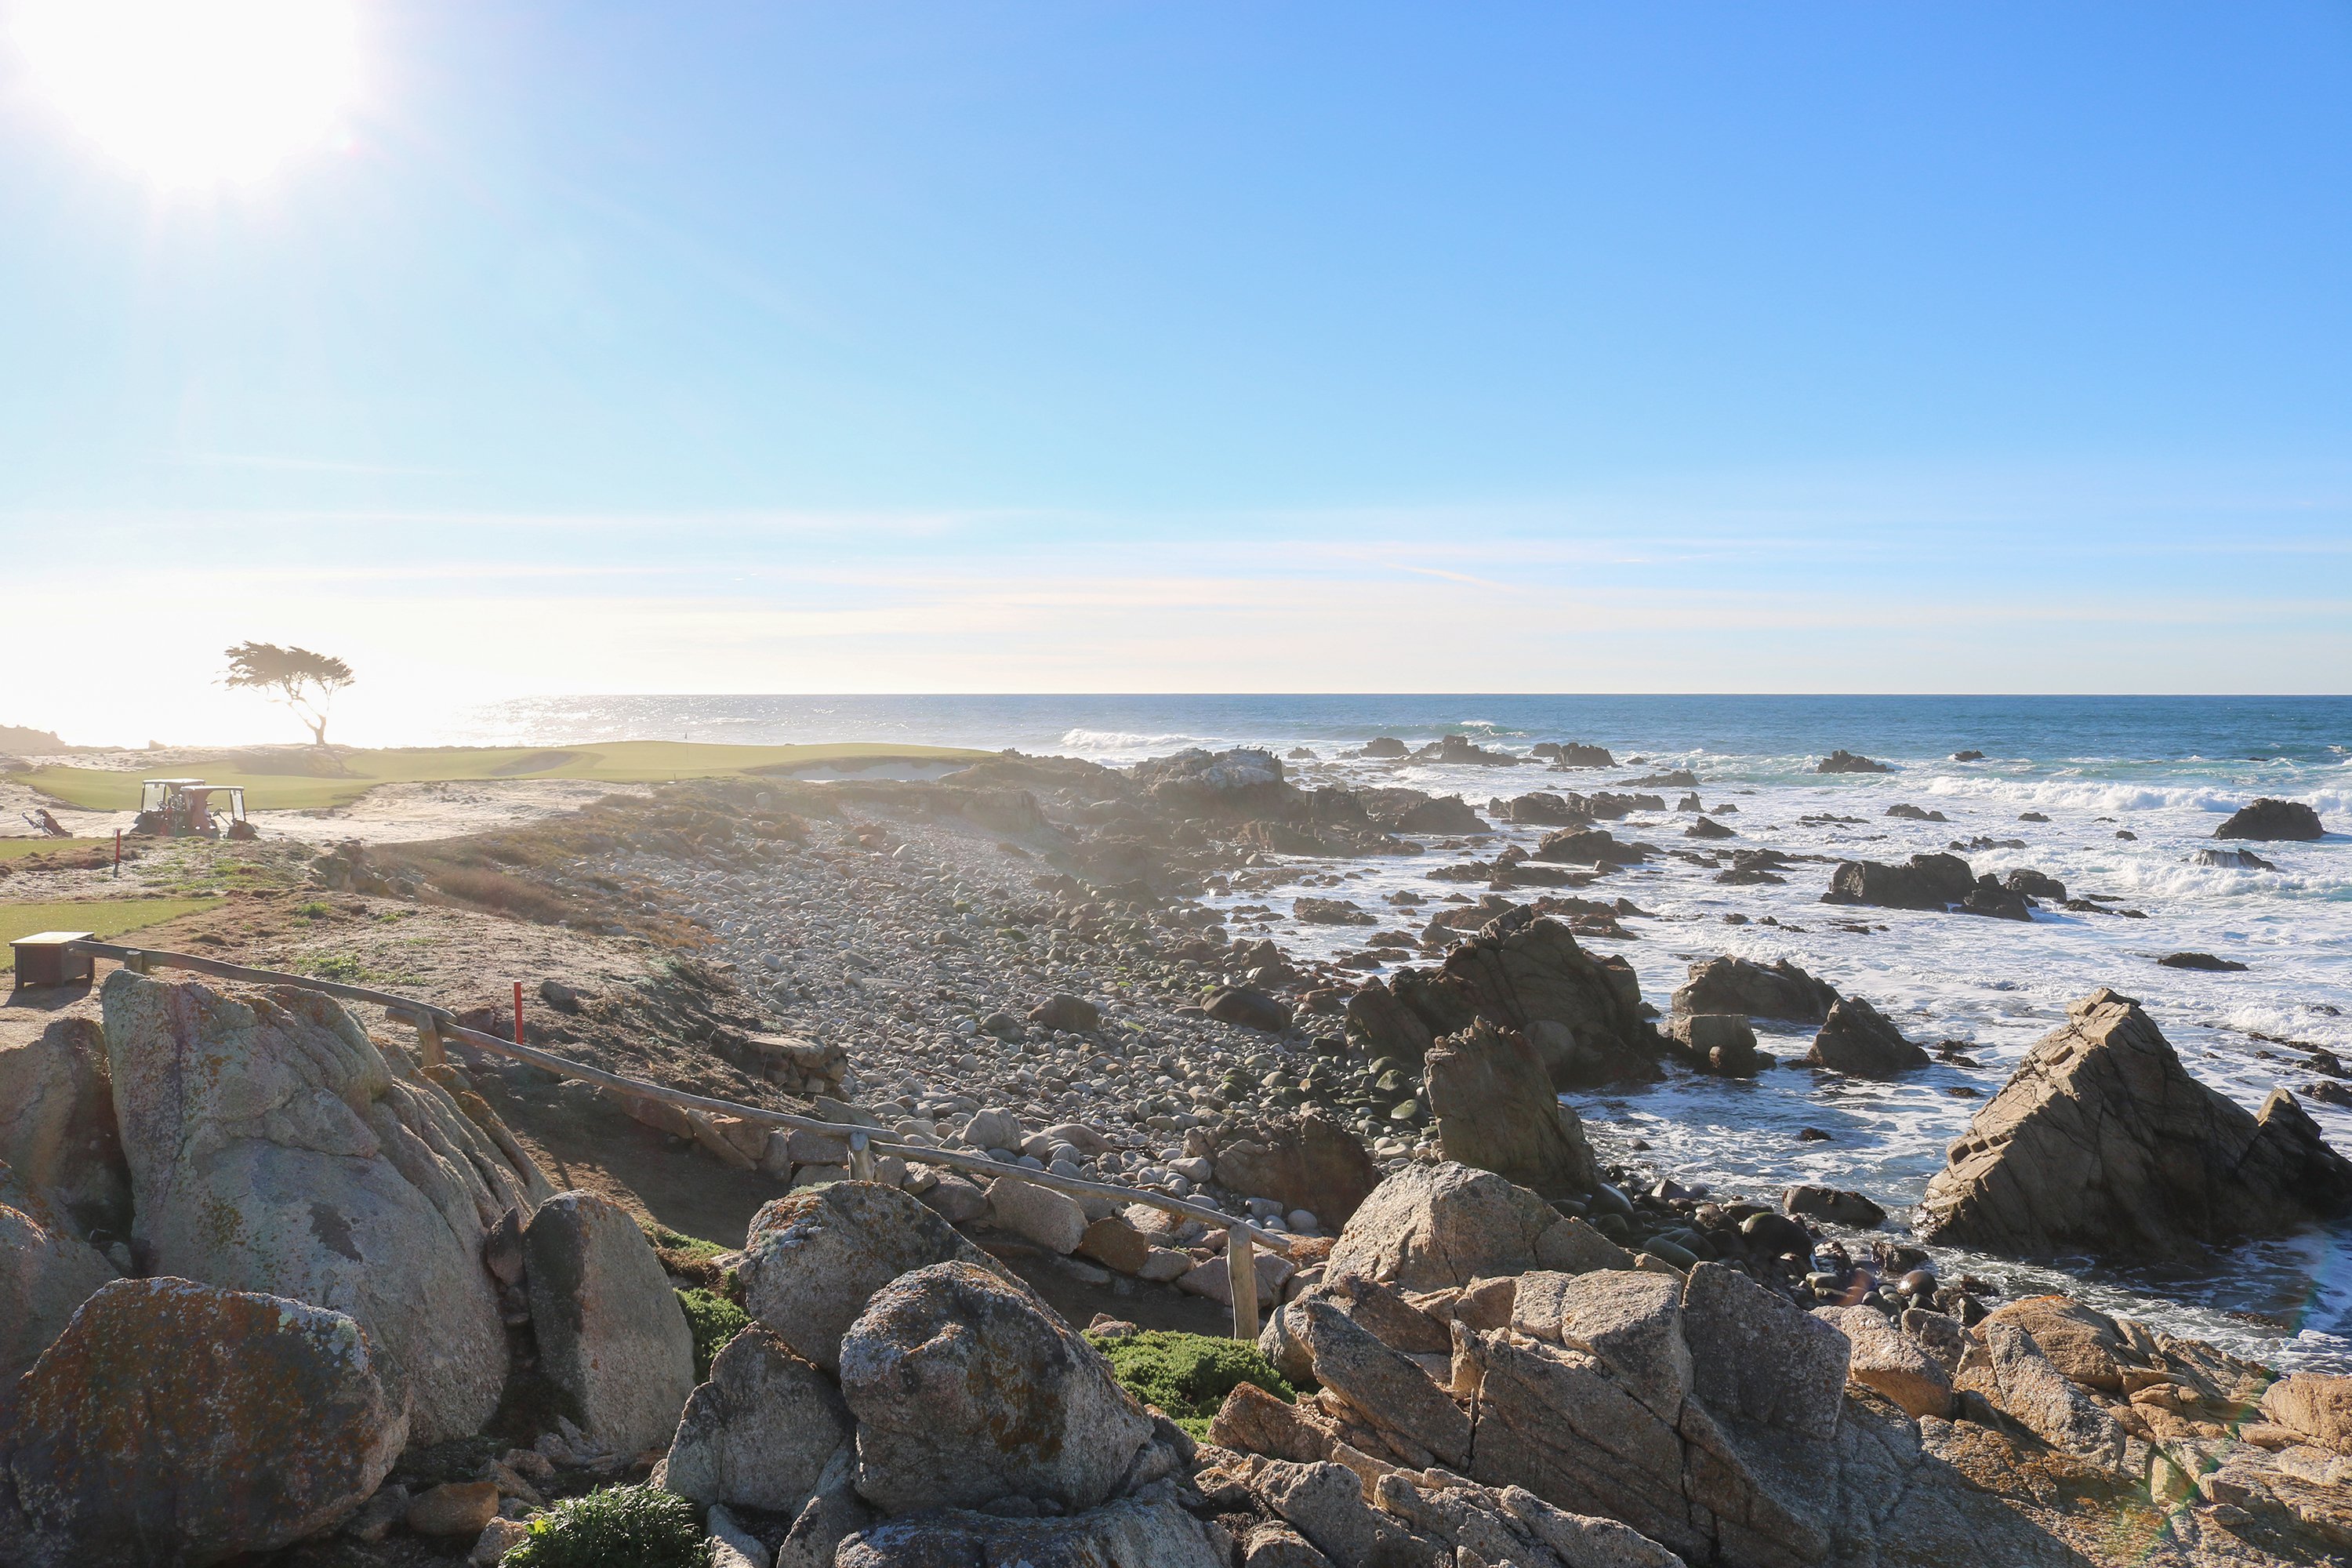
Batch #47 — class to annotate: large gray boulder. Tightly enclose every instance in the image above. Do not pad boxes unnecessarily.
[0,1015,129,1238]
[0,1164,117,1382]
[1423,1020,1596,1199]
[837,1261,1158,1515]
[836,1495,1227,1568]
[657,1324,853,1514]
[1325,1161,1560,1293]
[1919,989,2352,1261]
[100,973,545,1443]
[524,1190,698,1456]
[2,1277,405,1566]
[737,1181,1007,1373]
[1670,957,1838,1024]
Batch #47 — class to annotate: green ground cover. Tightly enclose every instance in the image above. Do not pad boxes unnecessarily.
[12,739,991,811]
[1,898,217,969]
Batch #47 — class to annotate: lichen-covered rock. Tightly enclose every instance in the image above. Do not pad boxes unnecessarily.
[1919,989,2352,1261]
[3,1277,405,1566]
[524,1190,698,1457]
[656,1324,852,1513]
[0,1163,117,1382]
[1325,1161,1560,1293]
[835,1494,1227,1568]
[0,1014,129,1238]
[738,1180,1006,1372]
[100,973,544,1442]
[837,1261,1157,1515]
[1424,1020,1596,1199]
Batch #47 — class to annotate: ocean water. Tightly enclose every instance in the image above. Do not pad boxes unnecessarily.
[446,694,2352,1368]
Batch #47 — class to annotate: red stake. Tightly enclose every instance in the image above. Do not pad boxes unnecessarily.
[514,981,525,1047]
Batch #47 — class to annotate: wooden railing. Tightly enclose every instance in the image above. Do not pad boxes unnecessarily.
[67,940,1275,1336]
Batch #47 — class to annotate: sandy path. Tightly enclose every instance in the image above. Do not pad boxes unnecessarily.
[2,777,648,847]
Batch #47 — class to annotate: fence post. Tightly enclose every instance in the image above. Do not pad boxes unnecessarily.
[1228,1226,1258,1341]
[848,1130,874,1181]
[416,1018,445,1069]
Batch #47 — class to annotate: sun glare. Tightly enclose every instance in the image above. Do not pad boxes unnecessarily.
[11,0,361,189]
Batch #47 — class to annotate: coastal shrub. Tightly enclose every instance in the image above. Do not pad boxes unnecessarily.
[1087,1330,1295,1438]
[502,1486,708,1568]
[677,1287,749,1380]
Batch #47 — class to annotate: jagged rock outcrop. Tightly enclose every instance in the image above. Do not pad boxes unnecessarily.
[1345,913,1664,1086]
[1823,853,1975,911]
[100,972,547,1443]
[1671,957,1839,1024]
[1802,997,1928,1076]
[1424,1021,1596,1199]
[1816,750,1893,774]
[2214,798,2326,840]
[1919,989,2352,1261]
[0,1278,405,1566]
[837,1261,1171,1515]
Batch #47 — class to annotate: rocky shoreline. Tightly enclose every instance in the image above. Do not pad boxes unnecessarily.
[2,741,2347,1564]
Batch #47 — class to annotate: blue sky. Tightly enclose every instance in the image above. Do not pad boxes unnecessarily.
[2,2,2347,740]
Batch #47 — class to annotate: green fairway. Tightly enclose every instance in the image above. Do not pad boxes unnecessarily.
[0,838,111,862]
[13,740,993,811]
[1,898,218,969]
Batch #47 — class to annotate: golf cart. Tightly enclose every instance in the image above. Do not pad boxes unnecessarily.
[134,779,257,840]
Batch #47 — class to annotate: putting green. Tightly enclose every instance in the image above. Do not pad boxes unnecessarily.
[13,740,991,812]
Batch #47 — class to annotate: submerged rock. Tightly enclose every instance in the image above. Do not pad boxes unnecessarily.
[1918,988,2352,1261]
[1822,853,1974,912]
[2213,797,2326,840]
[1802,997,1928,1077]
[1671,956,1838,1024]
